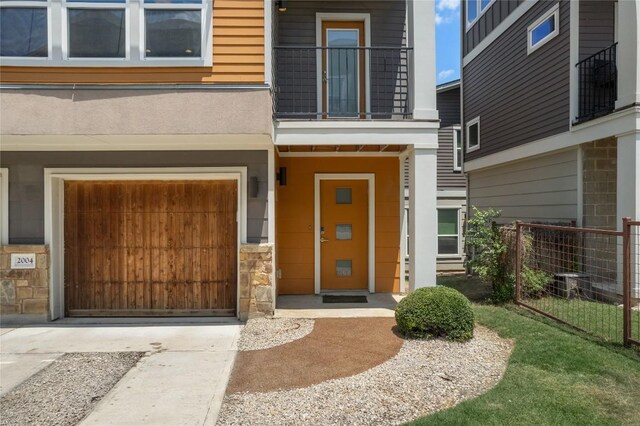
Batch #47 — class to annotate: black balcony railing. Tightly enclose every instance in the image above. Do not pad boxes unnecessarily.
[576,43,617,123]
[273,46,413,119]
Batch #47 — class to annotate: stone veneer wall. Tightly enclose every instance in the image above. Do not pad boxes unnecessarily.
[0,245,49,317]
[239,244,274,321]
[582,138,618,291]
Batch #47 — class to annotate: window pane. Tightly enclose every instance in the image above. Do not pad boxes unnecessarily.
[145,10,201,57]
[480,0,492,11]
[336,224,352,240]
[455,129,463,168]
[68,9,125,58]
[531,16,555,45]
[0,8,47,57]
[438,209,458,235]
[336,187,352,204]
[467,0,478,23]
[468,122,479,147]
[327,29,359,117]
[336,260,352,277]
[438,236,459,255]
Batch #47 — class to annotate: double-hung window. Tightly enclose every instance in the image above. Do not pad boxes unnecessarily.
[438,208,460,256]
[453,127,462,171]
[466,0,494,29]
[0,0,211,66]
[527,3,559,55]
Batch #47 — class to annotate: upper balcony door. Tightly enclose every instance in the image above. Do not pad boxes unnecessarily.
[321,21,366,118]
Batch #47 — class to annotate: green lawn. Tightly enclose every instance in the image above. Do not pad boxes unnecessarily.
[411,276,640,425]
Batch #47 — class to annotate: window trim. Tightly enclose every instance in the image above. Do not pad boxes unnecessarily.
[466,0,496,31]
[0,0,213,67]
[527,3,559,55]
[437,207,462,258]
[453,126,462,171]
[465,116,480,153]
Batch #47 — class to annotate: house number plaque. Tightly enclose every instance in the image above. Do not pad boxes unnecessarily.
[11,253,36,269]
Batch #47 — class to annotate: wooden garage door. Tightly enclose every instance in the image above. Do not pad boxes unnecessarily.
[64,180,237,316]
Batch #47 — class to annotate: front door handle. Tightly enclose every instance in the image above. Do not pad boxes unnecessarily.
[320,237,330,243]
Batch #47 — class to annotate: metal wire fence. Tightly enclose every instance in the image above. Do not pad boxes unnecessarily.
[514,219,640,347]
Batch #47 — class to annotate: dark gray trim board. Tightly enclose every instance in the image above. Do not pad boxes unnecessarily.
[0,151,269,244]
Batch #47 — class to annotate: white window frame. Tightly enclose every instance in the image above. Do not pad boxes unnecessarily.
[0,0,212,67]
[466,116,480,153]
[466,0,496,31]
[0,0,53,62]
[527,3,559,55]
[437,207,462,258]
[453,126,462,171]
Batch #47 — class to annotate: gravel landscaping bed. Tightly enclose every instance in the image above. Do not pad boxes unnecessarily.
[237,318,314,351]
[0,352,144,426]
[218,326,513,426]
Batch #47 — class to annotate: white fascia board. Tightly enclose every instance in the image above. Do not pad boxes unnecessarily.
[274,121,439,147]
[0,134,274,151]
[465,106,640,172]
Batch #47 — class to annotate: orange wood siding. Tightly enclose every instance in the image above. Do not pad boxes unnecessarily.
[0,0,264,84]
[276,157,401,295]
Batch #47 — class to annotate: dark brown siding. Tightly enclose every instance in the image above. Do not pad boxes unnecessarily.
[463,0,570,161]
[0,151,269,244]
[463,0,524,56]
[579,0,615,61]
[437,87,466,189]
[274,1,407,116]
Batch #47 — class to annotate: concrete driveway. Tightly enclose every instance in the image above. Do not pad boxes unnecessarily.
[0,318,241,425]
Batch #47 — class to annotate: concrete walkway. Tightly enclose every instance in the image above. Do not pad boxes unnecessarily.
[276,293,403,318]
[0,319,241,425]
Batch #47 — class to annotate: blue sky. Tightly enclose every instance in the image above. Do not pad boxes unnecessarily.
[435,0,461,85]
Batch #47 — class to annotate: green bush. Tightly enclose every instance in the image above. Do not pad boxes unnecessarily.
[395,286,475,341]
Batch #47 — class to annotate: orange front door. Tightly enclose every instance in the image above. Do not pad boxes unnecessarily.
[320,179,368,290]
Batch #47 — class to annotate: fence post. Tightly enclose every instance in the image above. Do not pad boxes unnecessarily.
[515,221,522,304]
[623,217,631,347]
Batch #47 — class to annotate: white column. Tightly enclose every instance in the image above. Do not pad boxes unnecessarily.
[617,132,640,297]
[615,0,640,109]
[407,0,438,120]
[408,145,438,291]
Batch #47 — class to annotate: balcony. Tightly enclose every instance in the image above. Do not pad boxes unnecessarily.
[575,43,617,124]
[273,46,413,120]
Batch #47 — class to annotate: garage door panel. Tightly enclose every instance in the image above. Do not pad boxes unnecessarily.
[64,180,237,316]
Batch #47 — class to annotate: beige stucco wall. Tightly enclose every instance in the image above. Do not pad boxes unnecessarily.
[0,88,272,136]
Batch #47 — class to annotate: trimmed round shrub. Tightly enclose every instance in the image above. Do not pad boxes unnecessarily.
[395,286,474,341]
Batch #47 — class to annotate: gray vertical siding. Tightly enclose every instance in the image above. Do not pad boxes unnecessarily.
[463,0,570,161]
[579,0,615,61]
[0,151,269,244]
[274,0,408,117]
[436,86,466,189]
[463,0,524,56]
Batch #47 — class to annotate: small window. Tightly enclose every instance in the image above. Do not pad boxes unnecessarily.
[145,10,202,58]
[336,224,352,240]
[466,117,480,152]
[438,209,460,256]
[336,187,352,204]
[527,3,559,55]
[467,0,494,28]
[453,127,462,171]
[0,5,49,58]
[336,260,352,277]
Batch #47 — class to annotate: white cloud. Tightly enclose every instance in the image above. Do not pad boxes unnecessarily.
[438,69,455,81]
[435,13,443,25]
[437,0,460,12]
